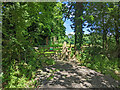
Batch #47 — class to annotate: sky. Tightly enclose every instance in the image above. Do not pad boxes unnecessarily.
[64,19,73,35]
[64,19,90,35]
[62,1,91,35]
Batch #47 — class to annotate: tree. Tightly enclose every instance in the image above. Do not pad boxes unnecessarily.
[2,2,66,88]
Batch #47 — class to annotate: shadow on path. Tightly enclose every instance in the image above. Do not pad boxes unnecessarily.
[36,60,120,88]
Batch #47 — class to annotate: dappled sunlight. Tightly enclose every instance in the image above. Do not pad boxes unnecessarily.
[36,59,120,88]
[2,2,120,89]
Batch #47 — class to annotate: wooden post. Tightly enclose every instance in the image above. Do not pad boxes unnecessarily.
[46,36,48,45]
[53,36,56,44]
[61,41,66,60]
[68,43,72,59]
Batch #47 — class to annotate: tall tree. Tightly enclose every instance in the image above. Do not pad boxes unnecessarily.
[74,2,84,50]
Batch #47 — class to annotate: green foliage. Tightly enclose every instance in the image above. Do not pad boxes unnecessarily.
[59,34,75,45]
[50,44,62,47]
[90,15,94,21]
[2,2,64,88]
[2,2,120,88]
[70,51,74,58]
[47,75,54,80]
[77,47,120,80]
[44,58,55,65]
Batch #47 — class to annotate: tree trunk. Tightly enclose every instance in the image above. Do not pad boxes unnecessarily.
[115,20,119,46]
[46,36,49,45]
[74,2,83,50]
[102,4,107,49]
[74,29,77,50]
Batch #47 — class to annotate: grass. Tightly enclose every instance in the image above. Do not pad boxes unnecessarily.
[76,49,120,81]
[45,51,55,54]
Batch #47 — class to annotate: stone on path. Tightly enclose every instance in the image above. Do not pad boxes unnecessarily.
[35,58,120,88]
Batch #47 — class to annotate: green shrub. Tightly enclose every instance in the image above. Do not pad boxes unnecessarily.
[45,59,55,65]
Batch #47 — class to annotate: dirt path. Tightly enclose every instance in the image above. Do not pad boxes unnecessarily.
[35,59,120,88]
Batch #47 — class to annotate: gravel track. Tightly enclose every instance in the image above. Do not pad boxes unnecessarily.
[35,59,120,88]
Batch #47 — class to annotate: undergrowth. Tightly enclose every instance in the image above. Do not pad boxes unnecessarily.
[2,46,56,88]
[76,46,120,81]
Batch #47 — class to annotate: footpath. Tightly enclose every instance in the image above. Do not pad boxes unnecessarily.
[35,58,120,88]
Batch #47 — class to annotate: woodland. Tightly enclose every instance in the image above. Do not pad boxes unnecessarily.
[1,2,120,88]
